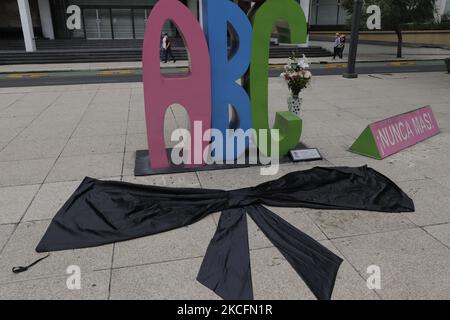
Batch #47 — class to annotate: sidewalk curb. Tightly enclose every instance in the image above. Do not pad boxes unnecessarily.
[0,65,186,75]
[308,58,446,65]
[0,58,446,75]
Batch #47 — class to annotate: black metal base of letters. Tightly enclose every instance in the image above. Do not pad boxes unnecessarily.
[134,143,310,176]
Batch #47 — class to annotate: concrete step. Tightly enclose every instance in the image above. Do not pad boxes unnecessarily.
[0,40,331,65]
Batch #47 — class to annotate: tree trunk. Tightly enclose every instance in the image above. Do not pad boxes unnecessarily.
[395,29,403,58]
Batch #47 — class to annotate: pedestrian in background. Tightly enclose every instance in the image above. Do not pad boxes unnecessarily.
[333,33,341,60]
[338,34,346,59]
[162,33,176,64]
[160,34,164,61]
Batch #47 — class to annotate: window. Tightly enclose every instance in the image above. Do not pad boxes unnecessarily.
[317,0,338,25]
[84,8,112,39]
[133,8,151,39]
[76,6,179,40]
[112,8,134,39]
[309,0,349,26]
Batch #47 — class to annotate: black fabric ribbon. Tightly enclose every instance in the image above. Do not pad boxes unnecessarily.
[36,166,414,300]
[12,254,50,274]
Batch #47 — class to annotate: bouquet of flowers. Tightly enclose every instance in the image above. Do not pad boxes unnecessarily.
[280,53,312,97]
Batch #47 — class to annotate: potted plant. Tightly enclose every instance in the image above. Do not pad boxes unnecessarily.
[280,53,312,116]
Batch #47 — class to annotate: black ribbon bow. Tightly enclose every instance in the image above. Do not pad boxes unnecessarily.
[36,166,414,300]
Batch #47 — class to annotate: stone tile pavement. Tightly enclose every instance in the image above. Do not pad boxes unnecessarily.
[0,72,449,299]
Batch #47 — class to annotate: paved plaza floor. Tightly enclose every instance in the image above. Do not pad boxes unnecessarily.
[0,72,449,299]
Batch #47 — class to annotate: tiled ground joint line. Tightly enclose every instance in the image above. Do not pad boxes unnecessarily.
[0,91,66,256]
[108,89,133,299]
[0,92,62,153]
[0,88,99,259]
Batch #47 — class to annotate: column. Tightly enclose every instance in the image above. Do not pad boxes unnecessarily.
[299,0,310,47]
[17,0,36,52]
[38,0,55,40]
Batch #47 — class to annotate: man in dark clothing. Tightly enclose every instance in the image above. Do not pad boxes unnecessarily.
[338,35,346,59]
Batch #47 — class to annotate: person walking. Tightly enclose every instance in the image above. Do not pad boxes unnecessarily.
[162,33,176,63]
[338,34,346,59]
[160,34,165,61]
[333,33,341,60]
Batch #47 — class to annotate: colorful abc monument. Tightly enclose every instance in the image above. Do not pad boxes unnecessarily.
[142,0,307,169]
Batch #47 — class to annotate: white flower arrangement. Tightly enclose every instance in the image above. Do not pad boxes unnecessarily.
[280,53,312,97]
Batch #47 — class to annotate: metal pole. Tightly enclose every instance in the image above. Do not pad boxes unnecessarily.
[343,0,363,79]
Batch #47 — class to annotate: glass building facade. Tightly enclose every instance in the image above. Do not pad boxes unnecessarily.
[309,0,350,27]
[1,0,449,43]
[0,0,190,40]
[57,0,179,40]
[445,0,450,19]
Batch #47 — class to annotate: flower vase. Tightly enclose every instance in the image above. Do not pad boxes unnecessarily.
[288,95,302,116]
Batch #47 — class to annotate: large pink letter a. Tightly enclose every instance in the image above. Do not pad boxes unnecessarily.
[143,0,211,169]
